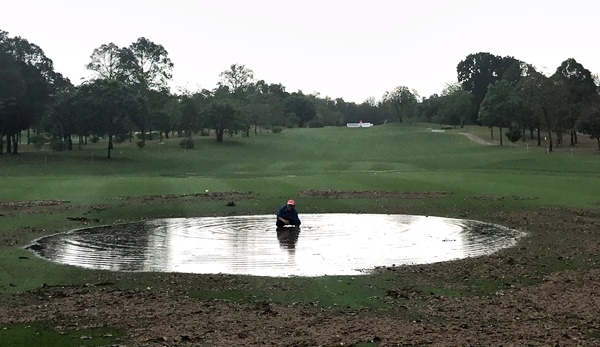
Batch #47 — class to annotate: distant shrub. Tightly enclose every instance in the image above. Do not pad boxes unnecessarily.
[115,133,129,143]
[440,126,453,130]
[136,140,145,149]
[90,136,100,143]
[200,129,210,137]
[307,120,325,128]
[505,125,523,143]
[30,134,48,150]
[49,139,67,152]
[272,126,283,134]
[180,137,195,149]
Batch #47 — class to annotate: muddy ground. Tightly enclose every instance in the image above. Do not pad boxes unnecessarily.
[1,191,599,346]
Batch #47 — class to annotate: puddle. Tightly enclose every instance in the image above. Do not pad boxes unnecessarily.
[27,214,524,277]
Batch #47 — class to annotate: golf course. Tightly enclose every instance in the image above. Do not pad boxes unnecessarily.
[1,123,600,346]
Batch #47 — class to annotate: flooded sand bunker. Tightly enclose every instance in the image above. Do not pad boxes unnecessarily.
[27,214,524,277]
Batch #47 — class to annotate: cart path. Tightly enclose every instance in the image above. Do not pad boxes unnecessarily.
[460,132,494,145]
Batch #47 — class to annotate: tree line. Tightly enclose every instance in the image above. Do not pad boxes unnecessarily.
[1,31,600,158]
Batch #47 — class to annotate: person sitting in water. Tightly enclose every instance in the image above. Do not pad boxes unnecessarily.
[276,199,301,228]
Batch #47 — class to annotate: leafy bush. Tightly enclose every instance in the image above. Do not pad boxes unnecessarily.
[307,119,325,128]
[272,126,283,134]
[49,139,67,152]
[136,140,145,149]
[179,137,195,149]
[115,133,129,143]
[30,134,48,150]
[90,136,100,143]
[505,125,523,144]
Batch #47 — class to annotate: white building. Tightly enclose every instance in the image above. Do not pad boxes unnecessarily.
[346,121,373,128]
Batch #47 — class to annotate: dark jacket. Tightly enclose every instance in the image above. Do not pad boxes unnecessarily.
[276,205,301,226]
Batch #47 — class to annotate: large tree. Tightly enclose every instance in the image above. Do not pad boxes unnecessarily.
[437,89,473,128]
[218,64,254,95]
[478,80,521,146]
[116,37,174,145]
[0,31,57,154]
[517,71,567,151]
[208,99,237,143]
[382,86,419,123]
[418,94,442,123]
[578,99,600,150]
[551,58,598,145]
[75,80,141,158]
[218,64,257,136]
[457,53,528,116]
[284,93,316,128]
[86,43,122,81]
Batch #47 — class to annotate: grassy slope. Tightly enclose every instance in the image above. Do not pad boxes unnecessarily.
[0,124,599,345]
[1,124,598,210]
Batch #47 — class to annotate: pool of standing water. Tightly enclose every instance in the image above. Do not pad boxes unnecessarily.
[27,214,524,277]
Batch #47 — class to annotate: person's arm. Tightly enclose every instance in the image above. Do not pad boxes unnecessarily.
[277,206,290,224]
[292,211,301,226]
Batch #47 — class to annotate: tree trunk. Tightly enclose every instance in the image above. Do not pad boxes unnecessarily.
[499,127,503,146]
[27,128,31,145]
[570,131,575,146]
[67,135,73,151]
[245,126,250,138]
[597,137,600,151]
[548,131,553,152]
[399,103,404,123]
[107,134,113,159]
[490,127,494,139]
[537,128,541,146]
[529,126,534,140]
[574,131,578,144]
[140,127,146,145]
[78,135,82,150]
[11,134,18,154]
[216,129,224,142]
[6,134,12,153]
[522,128,526,142]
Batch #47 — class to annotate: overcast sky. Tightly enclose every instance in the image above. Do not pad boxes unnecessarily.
[2,0,599,103]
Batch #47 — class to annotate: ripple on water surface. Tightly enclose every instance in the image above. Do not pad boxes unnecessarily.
[27,214,524,277]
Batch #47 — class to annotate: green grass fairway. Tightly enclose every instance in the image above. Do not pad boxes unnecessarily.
[1,124,598,208]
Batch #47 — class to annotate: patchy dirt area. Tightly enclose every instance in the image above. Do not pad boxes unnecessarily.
[472,194,539,201]
[109,191,256,205]
[1,201,600,346]
[0,199,72,216]
[0,192,256,217]
[300,189,451,199]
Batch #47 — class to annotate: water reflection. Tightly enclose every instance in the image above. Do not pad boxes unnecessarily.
[27,214,524,277]
[276,227,300,251]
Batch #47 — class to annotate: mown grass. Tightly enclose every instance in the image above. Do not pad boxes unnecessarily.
[0,323,122,347]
